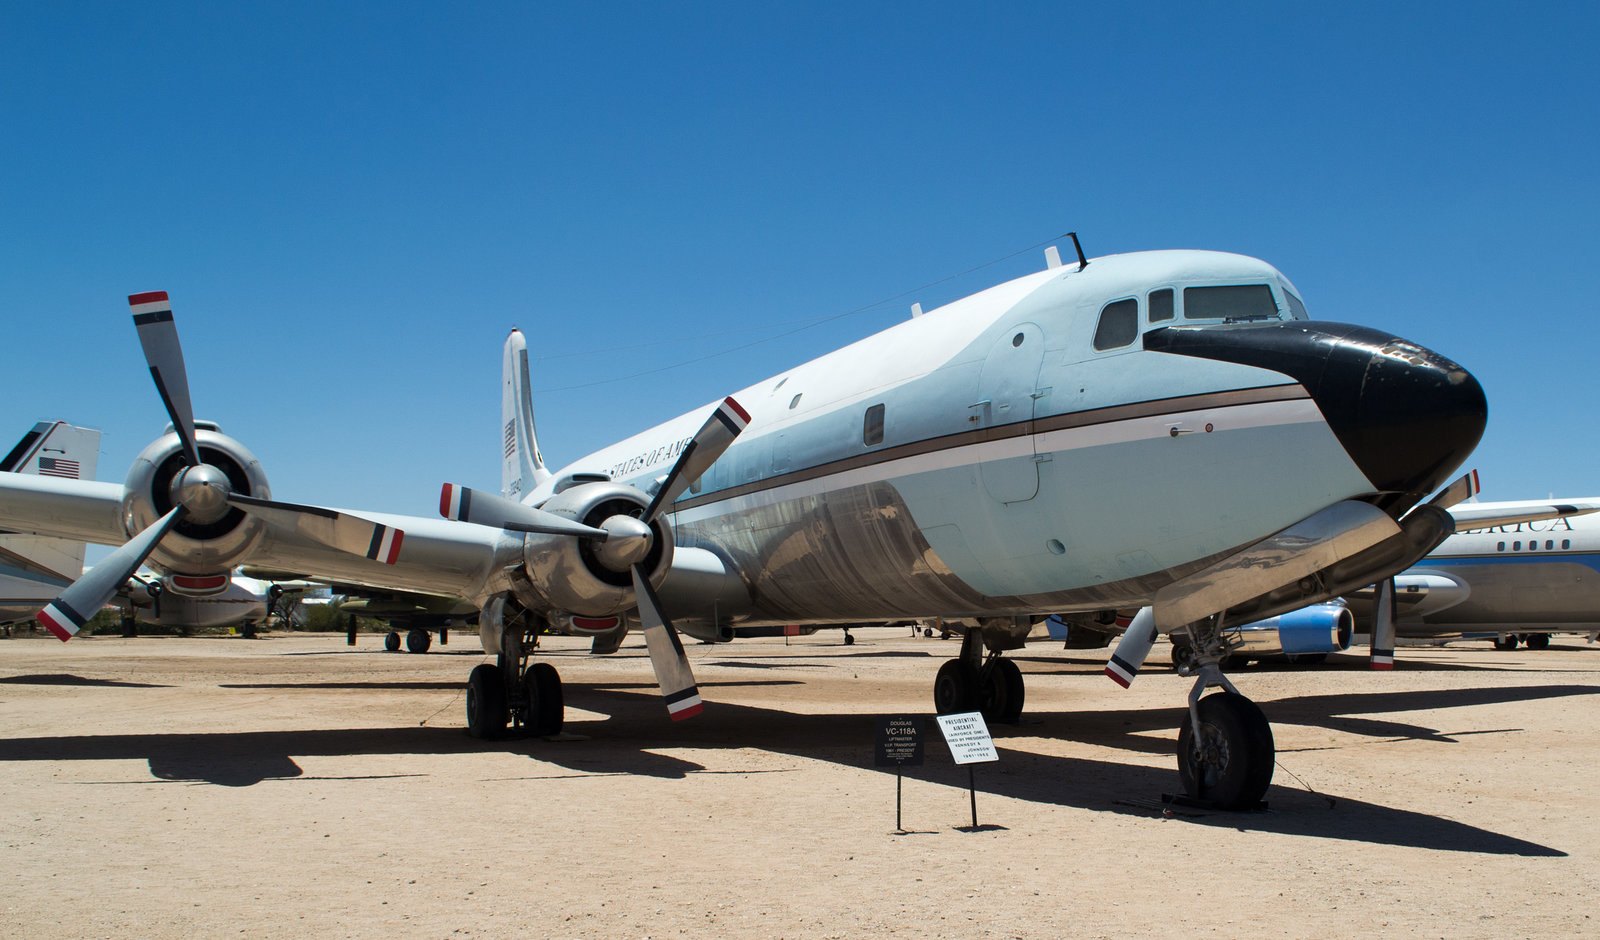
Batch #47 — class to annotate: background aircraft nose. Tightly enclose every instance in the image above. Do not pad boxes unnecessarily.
[1144,322,1487,512]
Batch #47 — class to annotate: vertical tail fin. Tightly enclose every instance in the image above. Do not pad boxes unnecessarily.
[0,422,102,613]
[502,330,552,500]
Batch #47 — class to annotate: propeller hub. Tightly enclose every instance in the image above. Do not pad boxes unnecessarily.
[592,514,654,571]
[171,463,232,525]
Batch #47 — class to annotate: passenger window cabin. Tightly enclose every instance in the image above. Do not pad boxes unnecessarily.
[863,403,885,446]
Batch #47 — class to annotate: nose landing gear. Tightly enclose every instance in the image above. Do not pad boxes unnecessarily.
[1174,624,1275,810]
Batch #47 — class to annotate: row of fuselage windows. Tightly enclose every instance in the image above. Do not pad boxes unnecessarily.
[1093,284,1306,351]
[1499,539,1572,551]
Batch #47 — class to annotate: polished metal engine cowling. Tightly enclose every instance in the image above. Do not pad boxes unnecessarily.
[521,481,674,615]
[121,425,270,576]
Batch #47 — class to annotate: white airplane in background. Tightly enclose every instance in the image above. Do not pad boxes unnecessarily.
[1352,499,1600,652]
[4,239,1518,809]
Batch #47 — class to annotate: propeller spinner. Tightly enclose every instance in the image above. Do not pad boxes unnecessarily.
[441,396,750,719]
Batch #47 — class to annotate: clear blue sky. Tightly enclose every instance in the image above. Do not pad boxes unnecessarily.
[5,2,1597,564]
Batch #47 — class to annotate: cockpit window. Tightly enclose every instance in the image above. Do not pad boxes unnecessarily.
[1285,291,1308,320]
[1092,299,1139,350]
[1183,284,1279,321]
[1149,288,1174,322]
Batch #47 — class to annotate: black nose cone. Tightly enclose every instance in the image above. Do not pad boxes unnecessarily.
[1145,322,1486,512]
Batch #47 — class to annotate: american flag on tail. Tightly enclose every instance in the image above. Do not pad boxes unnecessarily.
[38,457,80,479]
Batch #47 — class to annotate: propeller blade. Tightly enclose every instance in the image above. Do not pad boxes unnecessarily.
[129,291,201,468]
[438,483,608,539]
[37,507,184,641]
[631,563,702,720]
[226,494,405,564]
[1104,606,1157,687]
[1427,469,1481,511]
[642,397,750,523]
[1370,577,1397,670]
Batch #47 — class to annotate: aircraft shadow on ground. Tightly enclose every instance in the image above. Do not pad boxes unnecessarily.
[0,680,1584,856]
[0,673,169,688]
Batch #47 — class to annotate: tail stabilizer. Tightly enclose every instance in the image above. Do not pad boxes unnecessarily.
[0,422,102,621]
[502,330,553,500]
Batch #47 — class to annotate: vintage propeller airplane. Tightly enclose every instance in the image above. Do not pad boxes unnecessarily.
[0,241,1491,808]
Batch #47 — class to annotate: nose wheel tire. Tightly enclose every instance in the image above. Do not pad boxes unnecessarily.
[466,664,509,740]
[1177,691,1274,810]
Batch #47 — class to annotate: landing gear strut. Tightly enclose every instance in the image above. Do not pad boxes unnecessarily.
[1173,622,1275,809]
[466,609,564,740]
[931,624,1025,724]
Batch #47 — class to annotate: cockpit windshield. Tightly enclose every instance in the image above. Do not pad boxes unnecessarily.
[1183,284,1280,322]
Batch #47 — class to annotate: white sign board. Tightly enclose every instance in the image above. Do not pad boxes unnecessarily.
[935,711,998,765]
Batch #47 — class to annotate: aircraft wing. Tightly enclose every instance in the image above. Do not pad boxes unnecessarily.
[0,471,525,607]
[1447,500,1600,532]
[0,473,127,546]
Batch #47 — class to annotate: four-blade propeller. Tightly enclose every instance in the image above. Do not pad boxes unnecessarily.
[441,396,750,719]
[37,292,407,641]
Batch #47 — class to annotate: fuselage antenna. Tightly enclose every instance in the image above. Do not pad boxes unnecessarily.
[1068,232,1089,271]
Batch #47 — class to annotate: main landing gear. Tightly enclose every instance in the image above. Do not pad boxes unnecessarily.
[1171,621,1275,809]
[932,625,1026,725]
[465,615,564,740]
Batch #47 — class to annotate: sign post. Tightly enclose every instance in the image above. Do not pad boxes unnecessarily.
[875,715,925,832]
[935,711,998,828]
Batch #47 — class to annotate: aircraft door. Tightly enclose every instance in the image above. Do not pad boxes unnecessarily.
[974,322,1045,503]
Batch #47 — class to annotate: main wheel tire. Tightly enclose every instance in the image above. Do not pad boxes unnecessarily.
[1525,633,1551,650]
[406,629,432,654]
[466,664,508,740]
[524,662,565,736]
[933,660,977,714]
[979,659,1026,725]
[1176,691,1275,810]
[1493,635,1519,651]
[384,630,401,652]
[1170,640,1195,671]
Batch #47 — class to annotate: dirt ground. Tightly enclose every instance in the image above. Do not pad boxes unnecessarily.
[2,628,1597,939]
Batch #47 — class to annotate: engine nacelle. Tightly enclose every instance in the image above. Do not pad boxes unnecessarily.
[520,481,674,616]
[122,424,270,576]
[1231,601,1354,658]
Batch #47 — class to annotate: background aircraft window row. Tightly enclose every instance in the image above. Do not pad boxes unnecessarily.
[1499,539,1572,551]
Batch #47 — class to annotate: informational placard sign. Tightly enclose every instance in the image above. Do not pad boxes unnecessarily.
[935,711,998,765]
[875,715,925,767]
